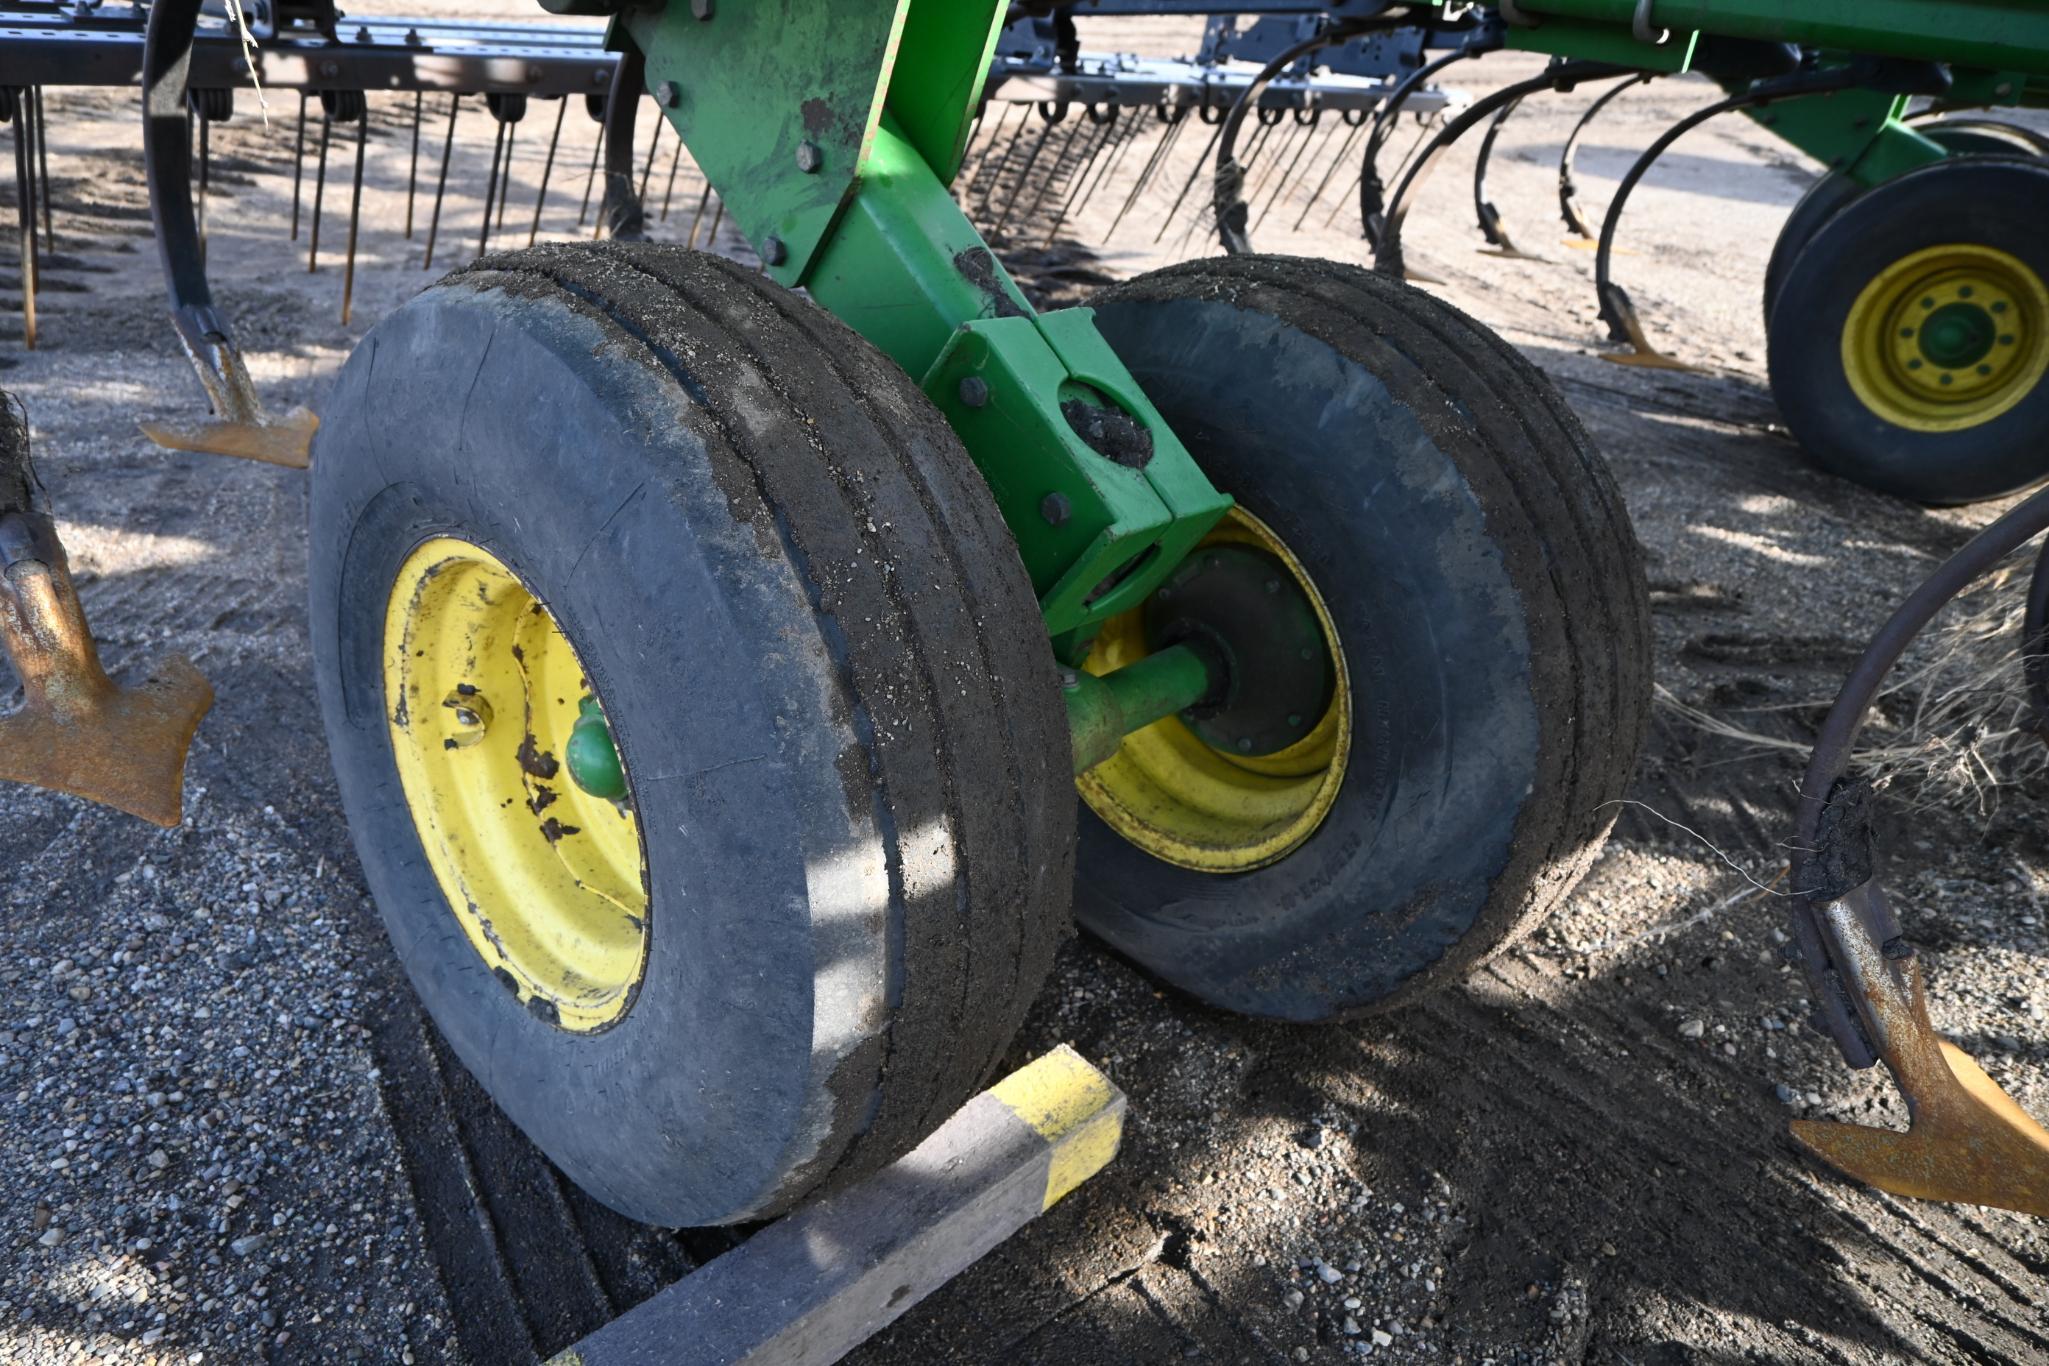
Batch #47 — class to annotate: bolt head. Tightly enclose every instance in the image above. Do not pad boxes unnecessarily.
[1040,492,1072,526]
[761,235,788,267]
[692,0,714,18]
[795,140,823,173]
[656,80,682,109]
[958,376,991,408]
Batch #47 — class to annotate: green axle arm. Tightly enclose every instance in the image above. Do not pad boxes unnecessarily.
[553,0,1230,646]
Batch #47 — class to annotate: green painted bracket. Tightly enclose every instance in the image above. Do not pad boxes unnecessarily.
[1744,87,1945,188]
[923,312,1230,634]
[616,1,1229,640]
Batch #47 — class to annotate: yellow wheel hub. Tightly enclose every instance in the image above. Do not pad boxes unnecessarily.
[384,538,648,1032]
[1842,243,2049,433]
[1077,508,1349,873]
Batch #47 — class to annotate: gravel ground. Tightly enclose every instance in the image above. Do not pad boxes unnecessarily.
[2,9,2047,1365]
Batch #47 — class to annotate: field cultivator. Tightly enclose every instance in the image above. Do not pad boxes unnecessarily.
[0,1,2045,1309]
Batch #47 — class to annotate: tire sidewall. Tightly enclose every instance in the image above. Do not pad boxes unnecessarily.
[310,282,879,1226]
[1079,292,1543,1020]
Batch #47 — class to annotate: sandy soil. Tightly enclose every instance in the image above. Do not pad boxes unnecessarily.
[0,9,2045,1365]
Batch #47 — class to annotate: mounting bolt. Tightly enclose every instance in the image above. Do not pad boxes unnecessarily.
[692,0,714,18]
[1039,491,1071,526]
[1058,669,1080,692]
[958,376,990,408]
[795,140,823,173]
[761,235,788,267]
[656,80,682,109]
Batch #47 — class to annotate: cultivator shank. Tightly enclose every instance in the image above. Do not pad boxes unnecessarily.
[0,399,211,827]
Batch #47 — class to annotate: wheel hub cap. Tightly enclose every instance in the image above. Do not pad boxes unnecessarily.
[384,538,648,1032]
[1842,243,2049,432]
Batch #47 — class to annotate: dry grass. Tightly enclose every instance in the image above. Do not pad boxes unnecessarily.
[1657,552,2049,818]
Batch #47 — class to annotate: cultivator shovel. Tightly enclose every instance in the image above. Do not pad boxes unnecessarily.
[1789,485,2049,1219]
[0,398,211,827]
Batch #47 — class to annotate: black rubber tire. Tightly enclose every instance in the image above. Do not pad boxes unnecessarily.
[309,244,1073,1226]
[1078,255,1652,1021]
[1767,156,2049,505]
[1762,129,2035,328]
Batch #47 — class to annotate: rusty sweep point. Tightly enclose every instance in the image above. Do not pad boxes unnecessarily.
[1790,900,2049,1218]
[0,525,212,827]
[139,405,319,470]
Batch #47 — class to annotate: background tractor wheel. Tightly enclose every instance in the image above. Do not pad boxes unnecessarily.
[1768,156,2049,504]
[309,244,1073,1227]
[1762,127,2039,328]
[1077,255,1651,1022]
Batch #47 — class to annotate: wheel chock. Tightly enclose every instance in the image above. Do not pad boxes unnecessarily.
[547,1046,1126,1366]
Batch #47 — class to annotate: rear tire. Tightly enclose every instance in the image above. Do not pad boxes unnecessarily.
[1768,156,2049,504]
[310,244,1073,1226]
[1077,256,1651,1021]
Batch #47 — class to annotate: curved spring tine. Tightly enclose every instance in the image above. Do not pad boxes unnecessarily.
[1471,94,1544,259]
[1593,65,1858,369]
[1213,24,1352,256]
[1360,41,1491,248]
[1377,61,1628,281]
[598,51,648,242]
[1558,72,1651,240]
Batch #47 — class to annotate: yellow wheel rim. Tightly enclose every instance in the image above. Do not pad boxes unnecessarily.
[383,538,648,1032]
[1841,243,2049,433]
[1076,507,1350,873]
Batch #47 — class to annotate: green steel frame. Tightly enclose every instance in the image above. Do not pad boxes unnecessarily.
[1489,0,2049,188]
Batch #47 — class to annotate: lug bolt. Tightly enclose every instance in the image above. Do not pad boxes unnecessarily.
[1040,492,1071,526]
[762,235,788,267]
[1235,738,1252,753]
[958,376,990,408]
[656,81,682,109]
[442,688,493,749]
[795,140,823,173]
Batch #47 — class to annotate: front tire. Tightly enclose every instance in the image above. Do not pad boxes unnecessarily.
[310,244,1073,1226]
[1076,256,1651,1021]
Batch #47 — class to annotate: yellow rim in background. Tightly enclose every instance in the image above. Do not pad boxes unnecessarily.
[1076,507,1350,873]
[1842,243,2049,433]
[384,538,649,1032]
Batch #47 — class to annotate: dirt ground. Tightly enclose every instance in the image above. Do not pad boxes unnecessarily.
[2,9,2047,1365]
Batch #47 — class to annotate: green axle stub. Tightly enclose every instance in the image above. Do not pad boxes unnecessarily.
[566,696,628,803]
